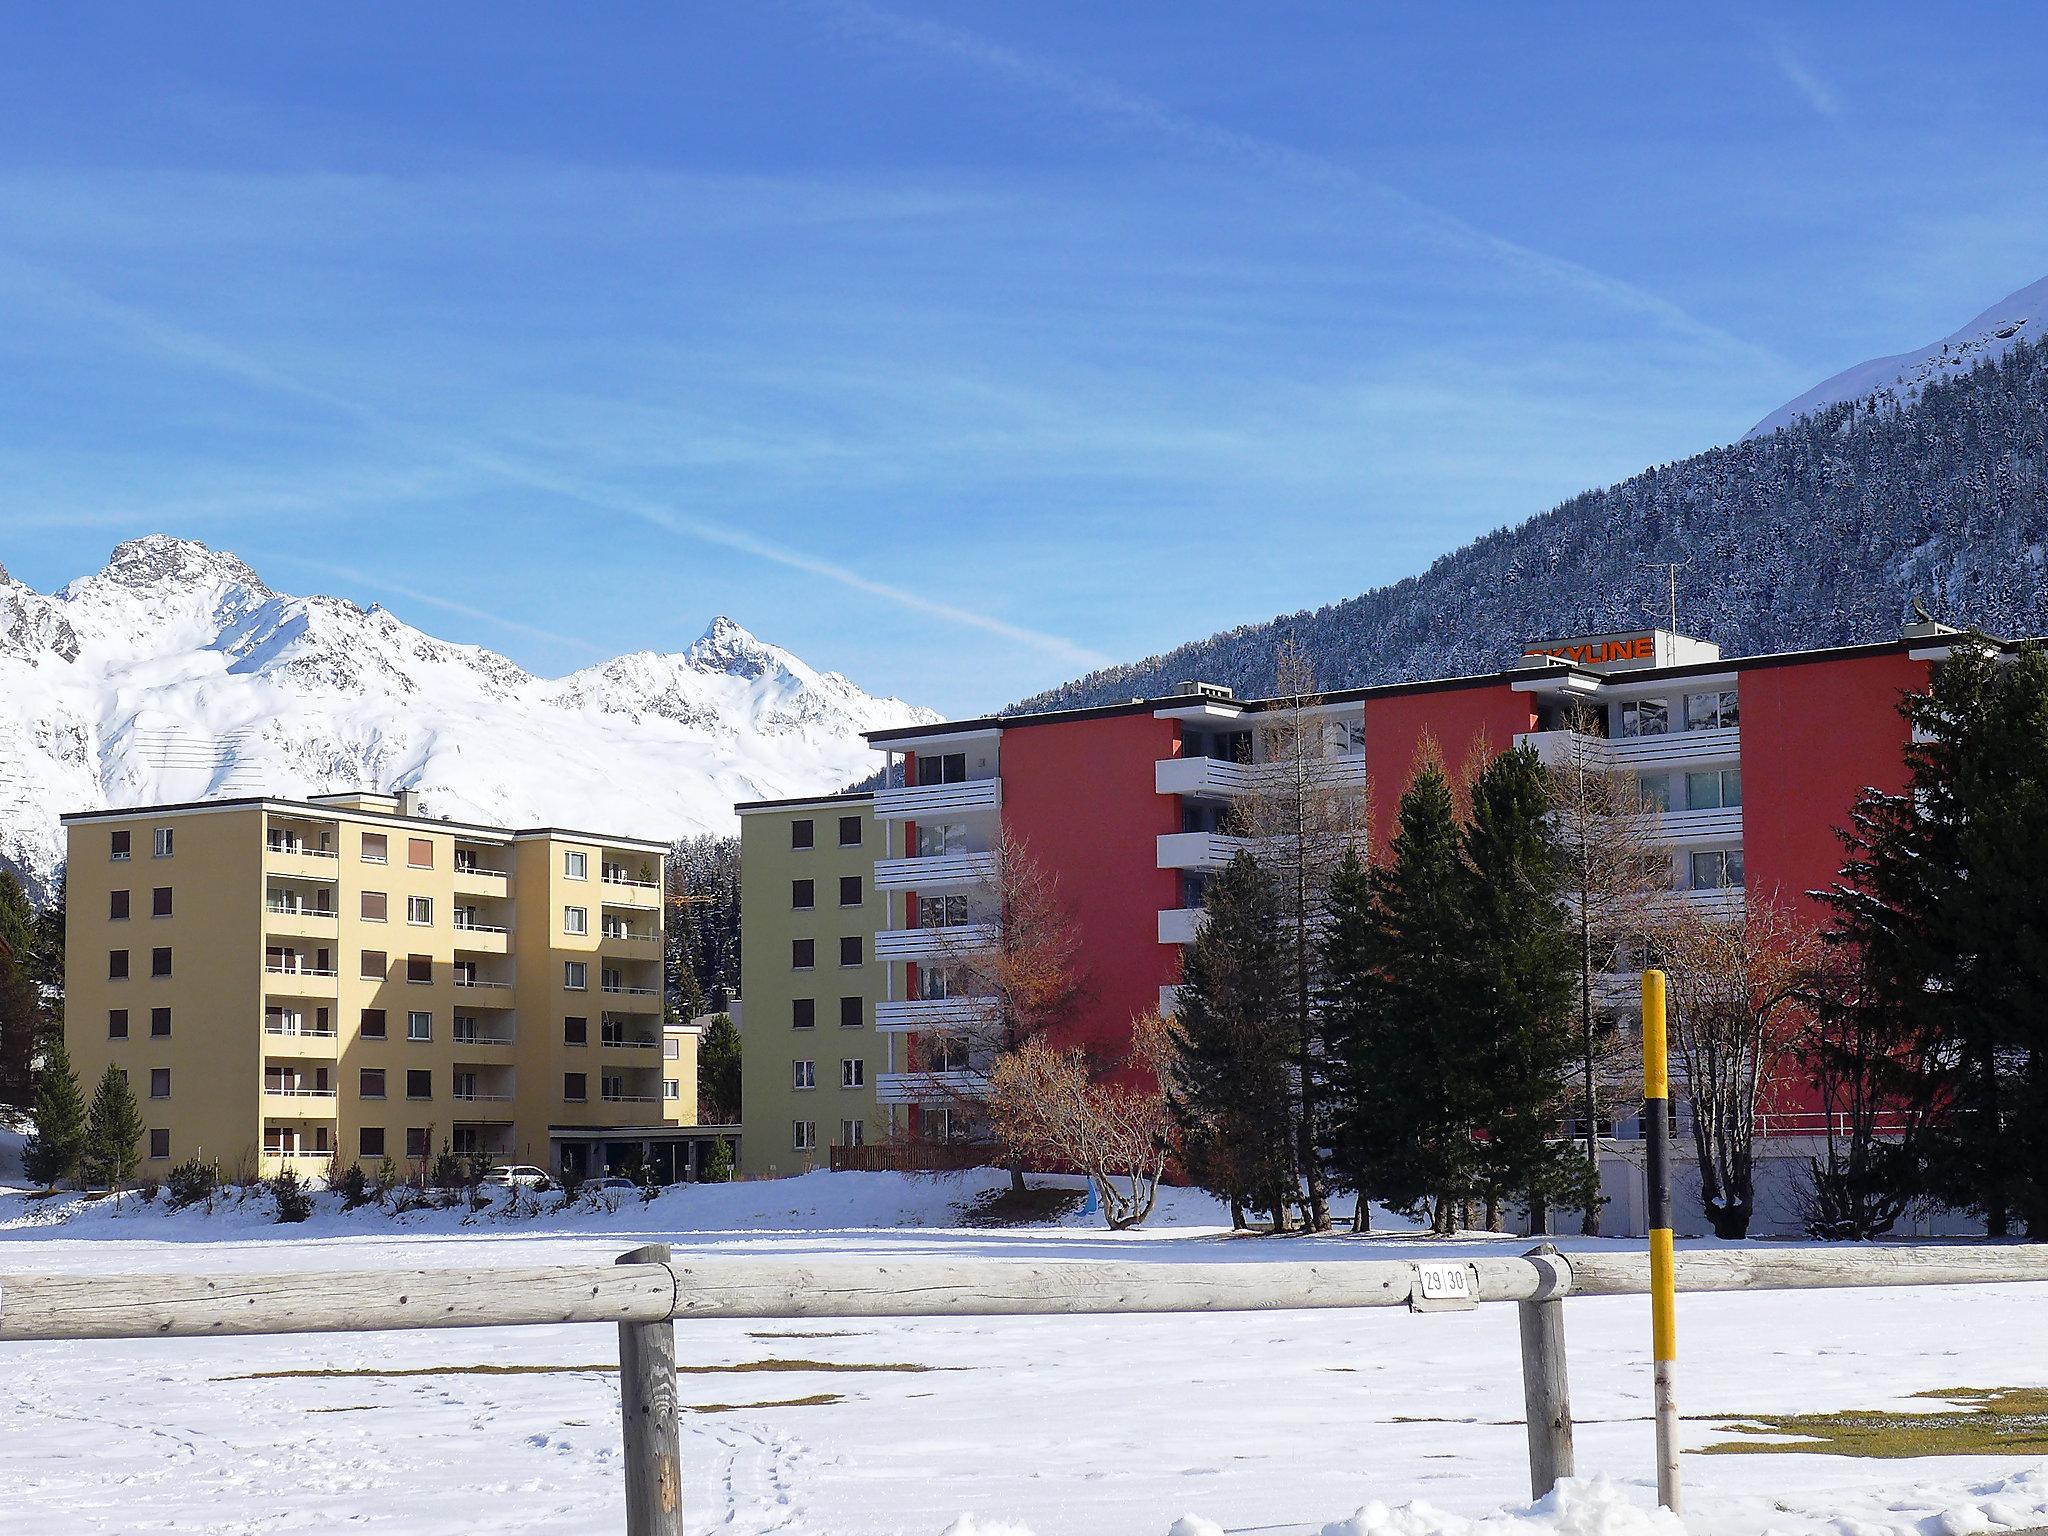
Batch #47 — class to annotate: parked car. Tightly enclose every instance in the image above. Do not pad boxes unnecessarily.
[588,1176,640,1195]
[484,1164,550,1189]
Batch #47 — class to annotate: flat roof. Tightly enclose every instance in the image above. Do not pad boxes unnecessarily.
[58,794,671,852]
[734,789,874,813]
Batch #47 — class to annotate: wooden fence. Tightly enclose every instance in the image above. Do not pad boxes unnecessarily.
[5,1243,2048,1533]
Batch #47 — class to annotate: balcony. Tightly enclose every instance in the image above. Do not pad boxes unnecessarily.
[1159,984,1183,1018]
[452,1066,516,1103]
[1156,831,1252,870]
[1655,805,1744,845]
[872,777,1002,821]
[451,918,511,956]
[451,975,512,992]
[1675,885,1746,920]
[452,1019,516,1047]
[264,963,338,998]
[599,1028,662,1050]
[1155,754,1368,799]
[1157,907,1207,946]
[453,861,510,895]
[261,1084,339,1119]
[1516,725,1741,772]
[599,875,661,909]
[263,1016,340,1055]
[875,995,999,1034]
[873,850,1000,893]
[600,923,662,954]
[873,922,1000,962]
[264,840,339,877]
[876,1069,991,1105]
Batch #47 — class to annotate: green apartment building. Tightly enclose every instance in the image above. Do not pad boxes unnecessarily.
[735,791,887,1177]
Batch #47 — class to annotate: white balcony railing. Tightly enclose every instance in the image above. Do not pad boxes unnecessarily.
[452,978,511,990]
[265,964,338,978]
[266,844,338,860]
[452,1029,515,1046]
[601,1091,659,1103]
[264,1021,338,1038]
[601,983,658,996]
[452,1089,514,1102]
[873,850,1000,892]
[452,918,508,934]
[262,1086,338,1099]
[875,996,1000,1034]
[873,922,1000,962]
[1155,831,1252,870]
[1155,754,1369,799]
[1157,907,1207,946]
[1654,805,1744,844]
[876,1069,991,1105]
[265,903,336,919]
[1516,725,1741,772]
[872,777,1002,821]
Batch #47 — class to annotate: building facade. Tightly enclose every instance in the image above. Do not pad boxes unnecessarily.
[837,622,1972,1229]
[734,792,887,1177]
[61,790,703,1180]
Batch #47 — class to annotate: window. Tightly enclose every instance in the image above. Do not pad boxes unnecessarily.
[361,950,387,980]
[928,1036,972,1072]
[1685,689,1739,730]
[840,1119,866,1148]
[405,1127,430,1160]
[663,1078,680,1101]
[841,1058,866,1089]
[916,752,967,786]
[359,1127,385,1159]
[110,829,131,861]
[563,905,588,935]
[149,1068,170,1099]
[838,815,862,847]
[791,818,815,850]
[1689,849,1746,891]
[360,1068,387,1099]
[664,1036,680,1060]
[153,827,174,858]
[360,1007,388,1039]
[793,1060,816,1090]
[150,1007,170,1038]
[839,996,863,1029]
[565,849,588,880]
[407,954,432,984]
[407,895,433,925]
[150,947,172,978]
[564,1072,588,1102]
[407,1010,432,1041]
[108,949,129,980]
[564,1015,588,1046]
[916,822,967,856]
[839,936,862,968]
[793,1120,817,1151]
[838,875,862,907]
[792,998,816,1029]
[148,1128,171,1160]
[403,1068,432,1100]
[1616,698,1669,738]
[361,890,388,922]
[361,832,388,864]
[152,887,172,918]
[1636,773,1672,813]
[109,889,130,921]
[918,893,969,928]
[407,837,433,868]
[564,960,588,990]
[108,1009,129,1040]
[791,878,815,910]
[1684,768,1742,810]
[791,939,815,971]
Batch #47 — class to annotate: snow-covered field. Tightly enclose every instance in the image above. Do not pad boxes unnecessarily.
[3,1167,2047,1536]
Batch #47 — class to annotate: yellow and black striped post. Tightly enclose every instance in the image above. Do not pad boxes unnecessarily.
[1641,967,1680,1512]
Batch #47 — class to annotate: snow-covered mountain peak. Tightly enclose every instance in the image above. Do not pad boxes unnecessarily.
[0,537,936,896]
[1747,274,2048,439]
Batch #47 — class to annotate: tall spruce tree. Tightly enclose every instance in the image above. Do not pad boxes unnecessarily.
[698,1012,741,1124]
[1317,847,1378,1229]
[0,870,37,1105]
[1167,852,1297,1229]
[1326,765,1478,1231]
[22,1034,88,1189]
[83,1063,145,1194]
[1458,746,1592,1228]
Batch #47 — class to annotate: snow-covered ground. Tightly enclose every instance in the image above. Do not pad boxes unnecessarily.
[3,1168,2047,1536]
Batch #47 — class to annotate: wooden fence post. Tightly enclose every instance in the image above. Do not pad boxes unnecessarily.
[616,1244,682,1536]
[1517,1243,1575,1501]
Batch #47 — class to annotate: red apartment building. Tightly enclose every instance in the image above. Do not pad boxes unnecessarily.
[860,619,1976,1233]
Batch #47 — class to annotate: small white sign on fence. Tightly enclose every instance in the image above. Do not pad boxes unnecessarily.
[1410,1260,1478,1312]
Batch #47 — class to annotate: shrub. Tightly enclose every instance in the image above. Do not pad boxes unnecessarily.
[135,1178,161,1204]
[373,1157,400,1201]
[553,1171,582,1212]
[270,1168,314,1224]
[702,1140,735,1184]
[429,1145,470,1192]
[166,1157,219,1210]
[637,1160,662,1204]
[337,1163,372,1210]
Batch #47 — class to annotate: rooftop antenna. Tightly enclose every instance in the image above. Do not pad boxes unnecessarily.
[1642,561,1691,632]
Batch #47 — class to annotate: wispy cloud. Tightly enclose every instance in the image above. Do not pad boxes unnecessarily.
[813,0,1802,379]
[1768,40,1843,120]
[0,252,1113,671]
[252,551,609,659]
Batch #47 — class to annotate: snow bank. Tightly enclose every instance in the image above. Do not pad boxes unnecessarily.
[1316,1478,1685,1536]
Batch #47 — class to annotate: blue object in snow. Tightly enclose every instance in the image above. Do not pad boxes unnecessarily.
[1079,1180,1099,1217]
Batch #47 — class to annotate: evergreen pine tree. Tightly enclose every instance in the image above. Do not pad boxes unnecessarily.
[698,1012,741,1124]
[83,1063,145,1194]
[0,870,38,1105]
[1316,847,1377,1230]
[22,1032,87,1189]
[26,873,66,1052]
[1458,746,1591,1227]
[1167,852,1297,1228]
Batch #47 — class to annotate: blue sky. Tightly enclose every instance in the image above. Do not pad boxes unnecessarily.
[2,4,2046,713]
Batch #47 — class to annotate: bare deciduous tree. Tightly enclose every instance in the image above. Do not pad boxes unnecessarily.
[1661,891,1818,1238]
[1545,708,1677,1234]
[986,1011,1173,1230]
[1231,639,1370,1231]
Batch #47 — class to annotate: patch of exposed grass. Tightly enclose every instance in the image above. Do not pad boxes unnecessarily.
[749,1330,861,1340]
[687,1393,843,1414]
[306,1405,378,1414]
[959,1186,1085,1227]
[1702,1387,2048,1458]
[217,1358,937,1383]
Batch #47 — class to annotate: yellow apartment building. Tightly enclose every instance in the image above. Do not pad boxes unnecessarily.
[735,792,886,1177]
[61,790,731,1182]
